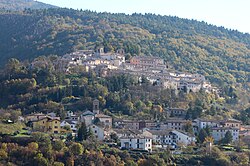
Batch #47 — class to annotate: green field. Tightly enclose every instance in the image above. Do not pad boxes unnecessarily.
[0,122,25,135]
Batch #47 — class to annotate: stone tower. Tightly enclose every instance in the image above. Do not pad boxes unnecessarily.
[93,99,100,114]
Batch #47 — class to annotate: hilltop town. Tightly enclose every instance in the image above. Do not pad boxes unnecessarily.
[53,48,217,94]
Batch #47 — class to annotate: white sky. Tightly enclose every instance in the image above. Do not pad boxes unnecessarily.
[38,0,250,34]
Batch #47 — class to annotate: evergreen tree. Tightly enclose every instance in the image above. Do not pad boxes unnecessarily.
[221,131,233,144]
[77,122,88,141]
[198,129,208,143]
[204,125,211,136]
[87,127,94,140]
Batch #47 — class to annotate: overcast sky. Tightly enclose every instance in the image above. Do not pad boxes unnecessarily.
[38,0,250,34]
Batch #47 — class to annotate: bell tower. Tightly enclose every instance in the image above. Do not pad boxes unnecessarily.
[93,99,100,114]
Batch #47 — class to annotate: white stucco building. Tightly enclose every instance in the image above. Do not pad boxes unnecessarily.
[89,124,105,140]
[120,135,152,152]
[171,130,196,145]
[149,129,196,146]
[193,118,219,131]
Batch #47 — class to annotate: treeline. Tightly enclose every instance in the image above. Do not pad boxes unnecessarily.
[0,0,57,11]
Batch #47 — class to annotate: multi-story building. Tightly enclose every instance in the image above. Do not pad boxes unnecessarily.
[120,134,152,152]
[193,118,219,131]
[149,129,196,146]
[33,116,61,134]
[25,113,47,122]
[89,124,105,140]
[130,56,165,69]
[212,127,239,142]
[167,108,188,118]
[113,119,157,130]
[160,119,188,131]
[95,114,112,128]
[220,119,241,129]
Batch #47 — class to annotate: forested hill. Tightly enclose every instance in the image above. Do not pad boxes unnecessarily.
[0,0,57,10]
[0,8,249,89]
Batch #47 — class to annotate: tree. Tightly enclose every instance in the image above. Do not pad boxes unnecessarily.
[53,140,65,151]
[0,149,8,160]
[31,132,52,159]
[87,128,94,140]
[183,121,194,134]
[53,162,65,166]
[34,153,49,166]
[198,129,208,143]
[77,122,88,141]
[69,143,83,156]
[28,142,39,151]
[110,133,119,143]
[204,136,214,144]
[10,109,21,123]
[221,131,233,144]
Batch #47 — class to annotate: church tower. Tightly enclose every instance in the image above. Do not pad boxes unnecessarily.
[93,99,100,114]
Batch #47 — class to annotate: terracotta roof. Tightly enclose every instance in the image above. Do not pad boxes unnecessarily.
[221,119,241,124]
[33,116,60,122]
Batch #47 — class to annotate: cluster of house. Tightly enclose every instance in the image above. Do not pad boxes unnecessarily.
[51,48,217,93]
[116,56,214,93]
[54,48,125,74]
[23,99,250,152]
[25,99,112,140]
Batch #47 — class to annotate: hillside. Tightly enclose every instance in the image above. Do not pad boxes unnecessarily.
[0,0,57,10]
[0,8,249,93]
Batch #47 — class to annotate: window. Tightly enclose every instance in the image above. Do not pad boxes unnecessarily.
[55,121,57,124]
[54,131,58,134]
[55,126,58,128]
[95,130,97,133]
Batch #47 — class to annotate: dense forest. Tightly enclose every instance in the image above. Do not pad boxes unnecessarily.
[0,0,57,10]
